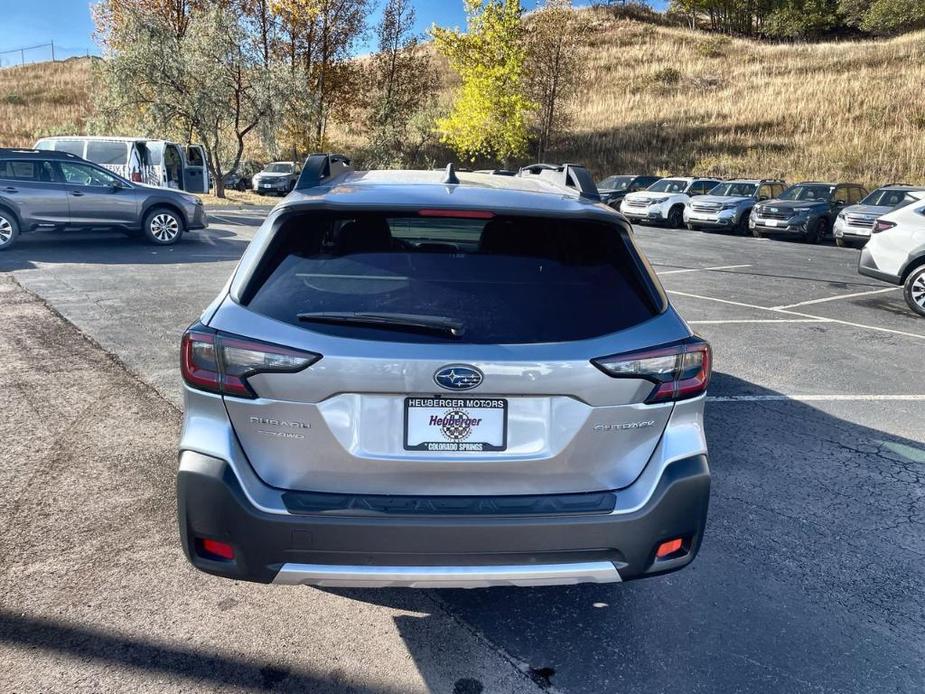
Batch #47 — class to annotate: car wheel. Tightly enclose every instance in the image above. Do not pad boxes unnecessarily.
[804,218,826,244]
[835,237,847,248]
[143,207,185,245]
[736,215,750,236]
[904,265,925,317]
[667,206,684,229]
[0,210,20,251]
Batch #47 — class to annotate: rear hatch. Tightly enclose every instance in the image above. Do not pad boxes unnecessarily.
[209,209,693,496]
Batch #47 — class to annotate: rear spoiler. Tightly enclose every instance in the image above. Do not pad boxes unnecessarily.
[517,163,600,200]
[295,153,352,190]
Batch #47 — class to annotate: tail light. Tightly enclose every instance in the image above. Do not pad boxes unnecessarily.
[131,171,142,182]
[181,323,320,399]
[872,220,896,234]
[592,337,712,404]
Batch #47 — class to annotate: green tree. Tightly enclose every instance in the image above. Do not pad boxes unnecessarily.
[364,0,438,167]
[525,0,589,161]
[95,2,283,197]
[433,0,535,165]
[860,0,925,34]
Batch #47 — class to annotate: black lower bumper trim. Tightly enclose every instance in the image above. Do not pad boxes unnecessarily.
[282,489,617,516]
[177,455,710,584]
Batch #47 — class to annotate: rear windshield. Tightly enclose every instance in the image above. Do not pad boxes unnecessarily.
[246,212,660,344]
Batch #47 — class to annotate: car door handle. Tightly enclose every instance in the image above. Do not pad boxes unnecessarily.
[3,187,16,193]
[70,191,85,197]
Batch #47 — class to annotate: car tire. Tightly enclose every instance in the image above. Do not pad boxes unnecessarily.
[804,218,826,244]
[835,237,847,248]
[751,226,763,238]
[142,207,185,246]
[736,215,749,236]
[904,265,925,317]
[668,206,684,229]
[687,223,698,231]
[0,209,20,251]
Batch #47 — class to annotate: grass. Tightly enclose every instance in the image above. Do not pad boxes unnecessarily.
[4,13,925,188]
[555,9,925,185]
[0,58,95,148]
[195,190,277,207]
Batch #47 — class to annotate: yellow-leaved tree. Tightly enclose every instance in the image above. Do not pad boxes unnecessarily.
[432,0,535,166]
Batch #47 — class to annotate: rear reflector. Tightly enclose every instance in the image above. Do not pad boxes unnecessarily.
[181,323,321,398]
[656,538,683,558]
[198,538,234,561]
[592,337,712,404]
[417,209,495,219]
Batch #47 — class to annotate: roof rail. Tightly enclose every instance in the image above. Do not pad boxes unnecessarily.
[295,153,352,190]
[516,162,600,200]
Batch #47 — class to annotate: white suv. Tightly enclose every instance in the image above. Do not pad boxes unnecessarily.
[858,190,925,316]
[621,177,722,229]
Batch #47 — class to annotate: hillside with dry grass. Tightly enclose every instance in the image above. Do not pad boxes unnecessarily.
[0,58,95,149]
[2,13,924,187]
[558,12,925,186]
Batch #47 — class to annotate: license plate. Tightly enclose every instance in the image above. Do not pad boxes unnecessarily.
[262,184,272,188]
[765,219,780,227]
[404,397,507,452]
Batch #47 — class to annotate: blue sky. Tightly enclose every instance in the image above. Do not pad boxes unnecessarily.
[0,0,665,66]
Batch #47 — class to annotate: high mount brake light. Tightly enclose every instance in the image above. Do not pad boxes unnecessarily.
[592,338,712,404]
[181,324,320,399]
[417,209,495,219]
[872,220,896,234]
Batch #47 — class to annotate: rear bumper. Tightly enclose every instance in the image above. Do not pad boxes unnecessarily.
[858,246,901,285]
[177,451,710,587]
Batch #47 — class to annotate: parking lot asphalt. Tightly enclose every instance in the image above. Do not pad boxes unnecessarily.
[1,213,923,693]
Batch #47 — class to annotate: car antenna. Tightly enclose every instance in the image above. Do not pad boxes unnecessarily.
[442,163,460,185]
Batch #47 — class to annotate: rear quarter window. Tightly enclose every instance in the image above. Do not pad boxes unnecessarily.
[52,140,86,157]
[245,212,662,344]
[86,141,129,165]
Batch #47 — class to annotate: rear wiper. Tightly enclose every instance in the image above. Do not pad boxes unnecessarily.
[297,312,465,338]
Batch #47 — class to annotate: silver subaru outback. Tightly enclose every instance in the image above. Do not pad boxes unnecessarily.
[177,156,712,589]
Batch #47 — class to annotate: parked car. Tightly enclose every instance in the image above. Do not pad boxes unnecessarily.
[858,190,925,317]
[596,175,660,210]
[750,181,867,243]
[177,154,712,588]
[621,177,723,228]
[34,136,210,193]
[0,148,207,250]
[685,179,787,235]
[833,185,924,249]
[252,161,301,195]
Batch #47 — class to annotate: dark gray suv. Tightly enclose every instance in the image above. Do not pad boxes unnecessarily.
[0,148,207,251]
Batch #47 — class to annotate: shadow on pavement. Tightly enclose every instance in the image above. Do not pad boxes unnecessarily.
[329,373,925,693]
[0,229,248,272]
[0,610,400,693]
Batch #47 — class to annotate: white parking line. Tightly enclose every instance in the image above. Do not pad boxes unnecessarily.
[708,394,925,402]
[668,290,925,340]
[658,264,752,275]
[689,319,829,324]
[772,286,900,310]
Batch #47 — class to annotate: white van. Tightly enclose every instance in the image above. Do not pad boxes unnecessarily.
[34,136,210,194]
